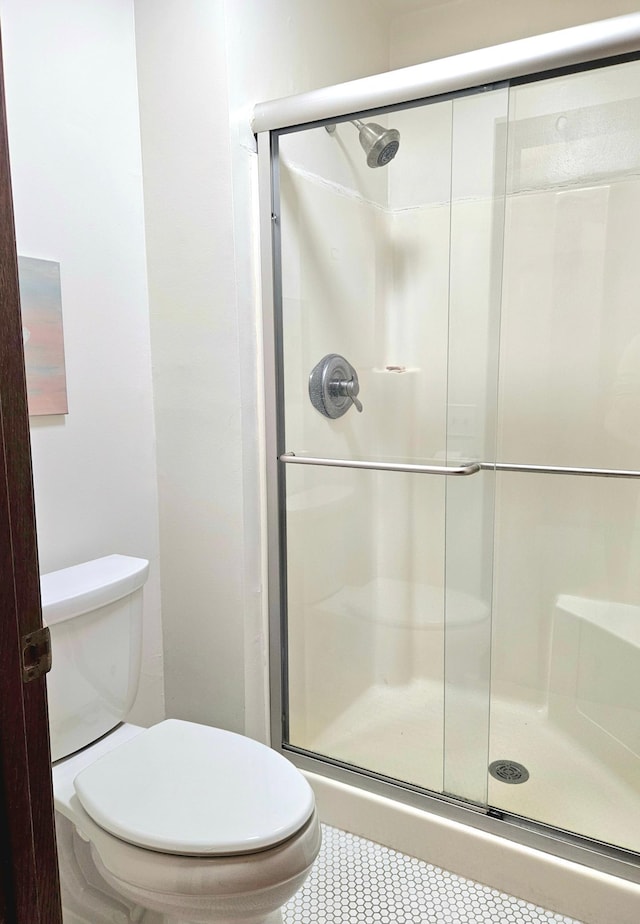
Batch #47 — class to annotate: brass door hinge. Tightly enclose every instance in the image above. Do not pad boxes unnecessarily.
[22,625,52,683]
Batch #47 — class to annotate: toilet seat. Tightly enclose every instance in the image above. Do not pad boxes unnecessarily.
[73,719,315,856]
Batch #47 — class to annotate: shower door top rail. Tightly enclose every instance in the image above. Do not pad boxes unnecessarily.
[252,13,640,133]
[280,453,640,479]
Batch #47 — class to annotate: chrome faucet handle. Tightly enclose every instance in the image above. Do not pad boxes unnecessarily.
[309,354,363,419]
[334,378,363,413]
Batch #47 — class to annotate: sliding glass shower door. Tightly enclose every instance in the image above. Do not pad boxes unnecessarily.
[266,52,640,861]
[488,58,640,853]
[274,84,508,806]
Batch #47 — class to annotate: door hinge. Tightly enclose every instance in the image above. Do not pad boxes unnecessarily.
[21,625,52,683]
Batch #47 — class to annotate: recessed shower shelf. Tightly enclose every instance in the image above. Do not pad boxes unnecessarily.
[372,366,420,374]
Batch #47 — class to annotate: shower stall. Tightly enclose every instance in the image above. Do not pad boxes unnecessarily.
[255,14,640,898]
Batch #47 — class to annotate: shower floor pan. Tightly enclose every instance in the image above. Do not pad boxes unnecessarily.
[307,676,640,855]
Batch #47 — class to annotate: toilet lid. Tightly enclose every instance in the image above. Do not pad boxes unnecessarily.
[73,719,315,856]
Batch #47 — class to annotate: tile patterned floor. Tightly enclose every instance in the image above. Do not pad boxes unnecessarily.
[283,825,584,924]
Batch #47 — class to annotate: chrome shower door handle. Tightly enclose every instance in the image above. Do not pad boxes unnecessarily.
[309,354,363,419]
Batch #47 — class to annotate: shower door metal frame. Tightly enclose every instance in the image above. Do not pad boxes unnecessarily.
[257,13,640,886]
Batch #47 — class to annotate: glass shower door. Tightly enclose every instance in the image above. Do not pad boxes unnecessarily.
[275,83,508,805]
[264,36,640,871]
[488,57,640,854]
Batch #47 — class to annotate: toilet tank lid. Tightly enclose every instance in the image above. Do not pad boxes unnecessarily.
[40,555,150,625]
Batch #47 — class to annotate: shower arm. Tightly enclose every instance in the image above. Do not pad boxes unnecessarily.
[325,120,362,133]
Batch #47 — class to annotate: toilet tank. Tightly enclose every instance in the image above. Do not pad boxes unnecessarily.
[41,555,150,762]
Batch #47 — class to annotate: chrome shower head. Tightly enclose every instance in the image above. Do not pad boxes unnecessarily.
[352,119,400,168]
[325,119,400,168]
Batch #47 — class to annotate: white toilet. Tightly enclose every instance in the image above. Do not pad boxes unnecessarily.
[43,554,321,924]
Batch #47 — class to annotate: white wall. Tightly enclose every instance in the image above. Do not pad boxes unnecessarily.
[389,0,640,68]
[134,0,391,739]
[1,0,164,725]
[134,0,245,732]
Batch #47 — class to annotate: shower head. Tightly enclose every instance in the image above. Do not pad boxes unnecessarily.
[352,119,400,168]
[325,119,400,168]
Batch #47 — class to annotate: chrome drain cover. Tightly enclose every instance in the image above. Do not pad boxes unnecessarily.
[489,760,530,784]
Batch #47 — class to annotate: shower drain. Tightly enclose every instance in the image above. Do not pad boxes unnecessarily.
[489,760,530,784]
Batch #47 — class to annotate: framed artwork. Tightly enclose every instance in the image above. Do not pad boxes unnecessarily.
[18,256,68,416]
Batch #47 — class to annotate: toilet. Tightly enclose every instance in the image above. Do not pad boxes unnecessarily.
[43,554,321,924]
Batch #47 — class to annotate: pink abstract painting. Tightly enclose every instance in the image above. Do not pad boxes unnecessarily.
[18,256,68,416]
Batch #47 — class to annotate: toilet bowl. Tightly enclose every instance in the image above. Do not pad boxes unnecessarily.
[54,722,321,924]
[44,556,321,924]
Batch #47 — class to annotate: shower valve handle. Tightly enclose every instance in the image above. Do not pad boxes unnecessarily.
[333,378,363,413]
[309,354,363,419]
